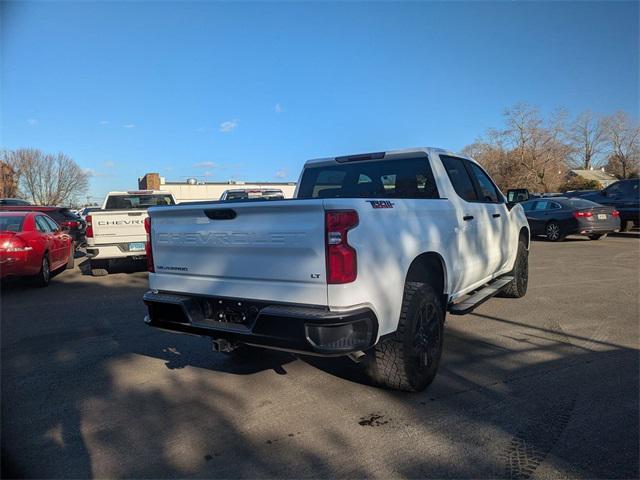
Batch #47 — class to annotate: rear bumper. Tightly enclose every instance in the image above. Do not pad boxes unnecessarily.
[575,217,620,235]
[86,243,146,261]
[0,252,34,278]
[143,291,378,356]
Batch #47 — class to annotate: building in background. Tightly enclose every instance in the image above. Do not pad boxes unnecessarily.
[568,168,618,188]
[137,173,296,202]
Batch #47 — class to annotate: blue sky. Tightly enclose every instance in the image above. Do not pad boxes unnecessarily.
[2,1,638,202]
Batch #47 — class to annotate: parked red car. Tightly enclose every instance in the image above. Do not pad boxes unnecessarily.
[0,212,74,286]
[0,205,86,248]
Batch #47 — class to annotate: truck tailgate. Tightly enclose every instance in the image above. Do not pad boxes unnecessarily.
[148,201,327,306]
[91,210,148,244]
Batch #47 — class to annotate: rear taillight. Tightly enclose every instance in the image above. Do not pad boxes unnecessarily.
[573,211,593,219]
[144,216,154,272]
[0,237,32,252]
[61,220,79,229]
[85,215,93,237]
[325,210,358,284]
[612,210,620,217]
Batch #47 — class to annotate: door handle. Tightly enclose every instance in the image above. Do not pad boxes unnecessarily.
[492,213,501,218]
[463,215,474,221]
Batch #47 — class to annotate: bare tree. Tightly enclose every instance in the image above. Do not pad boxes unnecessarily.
[462,103,573,193]
[501,103,569,192]
[602,111,640,179]
[568,110,605,170]
[5,149,90,205]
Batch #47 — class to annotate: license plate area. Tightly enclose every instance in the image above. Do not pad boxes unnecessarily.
[597,214,607,220]
[194,297,268,330]
[129,242,146,251]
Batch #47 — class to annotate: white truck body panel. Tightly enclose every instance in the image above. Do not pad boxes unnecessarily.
[147,148,529,341]
[88,191,176,261]
[149,201,327,305]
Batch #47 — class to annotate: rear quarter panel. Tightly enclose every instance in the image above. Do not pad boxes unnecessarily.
[323,197,457,338]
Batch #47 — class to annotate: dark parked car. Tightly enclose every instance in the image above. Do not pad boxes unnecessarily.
[0,206,86,247]
[521,197,620,241]
[80,206,100,220]
[576,179,639,231]
[0,198,32,206]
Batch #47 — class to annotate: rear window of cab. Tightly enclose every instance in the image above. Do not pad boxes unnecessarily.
[297,157,439,199]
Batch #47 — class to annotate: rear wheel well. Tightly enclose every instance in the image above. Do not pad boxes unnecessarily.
[519,227,530,249]
[405,253,447,303]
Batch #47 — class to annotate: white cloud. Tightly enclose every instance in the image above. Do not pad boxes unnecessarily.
[275,169,287,179]
[104,161,115,168]
[193,161,216,168]
[83,168,110,178]
[123,124,135,129]
[26,118,38,126]
[274,103,283,113]
[99,120,109,125]
[219,119,238,133]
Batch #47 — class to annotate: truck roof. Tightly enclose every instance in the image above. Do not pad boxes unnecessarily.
[106,190,174,195]
[223,188,283,193]
[303,147,469,167]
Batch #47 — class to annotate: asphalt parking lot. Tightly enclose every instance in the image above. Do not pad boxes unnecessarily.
[2,234,639,479]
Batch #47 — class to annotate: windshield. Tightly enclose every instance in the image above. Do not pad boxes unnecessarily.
[104,194,175,209]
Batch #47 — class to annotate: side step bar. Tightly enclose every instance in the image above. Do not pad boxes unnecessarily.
[448,276,514,315]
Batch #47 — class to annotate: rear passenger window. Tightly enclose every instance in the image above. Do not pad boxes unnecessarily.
[468,162,500,203]
[534,201,549,211]
[522,201,536,212]
[440,156,477,202]
[43,216,60,231]
[35,216,53,233]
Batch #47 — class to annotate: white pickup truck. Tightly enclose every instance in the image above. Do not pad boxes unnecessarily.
[86,190,176,276]
[143,148,530,391]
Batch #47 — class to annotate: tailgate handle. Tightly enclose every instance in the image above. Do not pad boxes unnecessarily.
[128,212,143,216]
[204,209,236,220]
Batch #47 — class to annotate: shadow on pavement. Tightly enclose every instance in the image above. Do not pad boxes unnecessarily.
[1,268,638,478]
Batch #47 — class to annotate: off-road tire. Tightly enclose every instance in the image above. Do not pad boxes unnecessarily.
[588,234,606,240]
[33,255,50,287]
[497,238,528,298]
[364,282,444,392]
